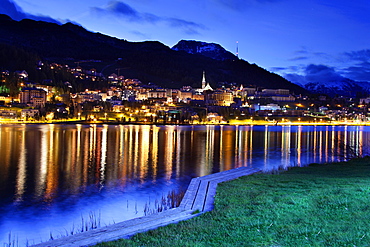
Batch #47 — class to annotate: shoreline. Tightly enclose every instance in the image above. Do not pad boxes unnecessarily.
[0,120,369,126]
[31,167,262,247]
[96,158,370,246]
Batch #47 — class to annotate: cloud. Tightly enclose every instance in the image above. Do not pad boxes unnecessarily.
[288,56,309,61]
[0,0,61,24]
[283,64,345,85]
[280,49,370,84]
[287,48,332,63]
[344,49,370,62]
[342,62,370,82]
[212,0,284,11]
[340,49,370,81]
[130,30,150,39]
[91,1,205,34]
[304,64,344,82]
[271,65,300,73]
[283,73,306,85]
[287,49,311,62]
[283,62,370,84]
[166,18,205,35]
[294,50,309,55]
[270,67,287,72]
[106,1,138,17]
[93,1,160,23]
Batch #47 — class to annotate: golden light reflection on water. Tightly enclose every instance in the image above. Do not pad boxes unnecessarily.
[164,126,174,180]
[281,126,291,169]
[264,125,269,166]
[139,125,150,182]
[219,125,224,172]
[325,126,329,163]
[331,126,335,161]
[100,125,108,187]
[151,126,159,182]
[35,126,47,198]
[358,126,363,157]
[344,125,348,158]
[0,124,369,206]
[15,126,26,202]
[297,125,302,166]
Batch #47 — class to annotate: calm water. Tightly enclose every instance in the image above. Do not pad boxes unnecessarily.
[0,124,367,245]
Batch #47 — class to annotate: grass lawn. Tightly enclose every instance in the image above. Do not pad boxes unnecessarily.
[96,157,370,246]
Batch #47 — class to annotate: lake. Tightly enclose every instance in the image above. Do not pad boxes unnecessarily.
[0,124,367,245]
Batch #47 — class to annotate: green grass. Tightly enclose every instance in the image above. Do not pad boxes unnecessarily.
[96,157,370,247]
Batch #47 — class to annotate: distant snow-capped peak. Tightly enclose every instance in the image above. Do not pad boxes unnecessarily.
[295,78,370,96]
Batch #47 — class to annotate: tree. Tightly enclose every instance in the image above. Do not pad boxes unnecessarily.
[4,73,20,100]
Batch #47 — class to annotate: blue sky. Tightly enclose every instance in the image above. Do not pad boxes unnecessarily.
[1,0,370,84]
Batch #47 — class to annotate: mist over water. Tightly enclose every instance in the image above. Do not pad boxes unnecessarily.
[0,124,367,245]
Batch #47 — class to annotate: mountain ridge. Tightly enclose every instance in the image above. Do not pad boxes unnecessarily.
[172,40,237,61]
[0,14,305,93]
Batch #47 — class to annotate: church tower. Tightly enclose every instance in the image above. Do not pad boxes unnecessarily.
[202,71,206,89]
[196,70,213,93]
[201,71,213,92]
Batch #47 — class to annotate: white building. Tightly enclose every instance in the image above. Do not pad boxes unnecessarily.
[21,109,39,119]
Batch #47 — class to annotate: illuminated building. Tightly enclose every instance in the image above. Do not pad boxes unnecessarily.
[0,109,17,119]
[19,87,47,108]
[259,88,296,102]
[178,91,192,102]
[207,90,234,106]
[0,94,13,104]
[21,109,39,119]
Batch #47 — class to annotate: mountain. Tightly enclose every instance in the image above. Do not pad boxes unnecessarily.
[172,40,237,61]
[0,14,305,93]
[298,78,370,97]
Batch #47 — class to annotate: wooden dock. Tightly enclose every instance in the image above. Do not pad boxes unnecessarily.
[32,167,261,247]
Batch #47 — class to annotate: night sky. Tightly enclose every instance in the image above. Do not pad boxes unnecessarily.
[1,0,370,85]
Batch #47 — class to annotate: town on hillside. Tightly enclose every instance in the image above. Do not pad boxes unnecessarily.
[0,63,369,125]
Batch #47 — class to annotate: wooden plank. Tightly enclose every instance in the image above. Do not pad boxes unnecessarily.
[190,180,209,211]
[199,167,249,181]
[199,167,260,183]
[179,177,201,210]
[206,168,260,184]
[202,181,218,212]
